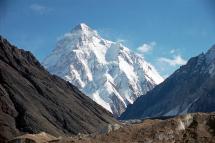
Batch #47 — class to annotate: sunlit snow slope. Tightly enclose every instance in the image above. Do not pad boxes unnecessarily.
[43,23,163,116]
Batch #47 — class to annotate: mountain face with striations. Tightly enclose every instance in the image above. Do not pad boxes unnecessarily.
[43,23,163,116]
[120,45,215,120]
[0,36,118,142]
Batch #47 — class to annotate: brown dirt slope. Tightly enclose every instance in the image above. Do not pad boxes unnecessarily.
[19,112,214,143]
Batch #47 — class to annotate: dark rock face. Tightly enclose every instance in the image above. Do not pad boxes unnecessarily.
[0,36,117,142]
[120,45,215,120]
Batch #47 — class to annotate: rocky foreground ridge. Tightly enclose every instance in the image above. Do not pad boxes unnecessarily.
[9,112,215,143]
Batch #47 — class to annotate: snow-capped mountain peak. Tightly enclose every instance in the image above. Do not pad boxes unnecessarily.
[71,23,101,39]
[74,23,90,31]
[43,23,163,116]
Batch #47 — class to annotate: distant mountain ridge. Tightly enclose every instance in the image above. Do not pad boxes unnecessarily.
[120,44,215,120]
[43,23,163,116]
[0,36,118,142]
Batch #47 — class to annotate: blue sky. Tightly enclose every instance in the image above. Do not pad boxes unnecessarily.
[1,0,215,77]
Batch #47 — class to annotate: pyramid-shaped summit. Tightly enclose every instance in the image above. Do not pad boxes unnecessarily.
[43,23,163,116]
[71,23,98,37]
[73,23,90,31]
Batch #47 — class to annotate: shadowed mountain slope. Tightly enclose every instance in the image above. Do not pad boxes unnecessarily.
[120,45,215,120]
[0,36,118,142]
